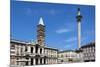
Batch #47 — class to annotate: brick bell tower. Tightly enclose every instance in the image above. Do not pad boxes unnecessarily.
[37,17,45,46]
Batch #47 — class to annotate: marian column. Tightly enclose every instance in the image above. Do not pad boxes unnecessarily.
[76,8,83,49]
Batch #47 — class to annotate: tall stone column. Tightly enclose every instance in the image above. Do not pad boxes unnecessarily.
[33,58,35,65]
[46,59,48,64]
[42,48,44,53]
[76,8,82,49]
[19,46,21,55]
[28,58,31,66]
[42,48,44,56]
[38,58,40,65]
[28,46,30,53]
[33,47,35,54]
[78,21,81,49]
[38,48,40,54]
[42,58,44,64]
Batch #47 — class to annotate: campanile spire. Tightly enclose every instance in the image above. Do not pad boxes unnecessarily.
[37,17,45,46]
[39,17,44,25]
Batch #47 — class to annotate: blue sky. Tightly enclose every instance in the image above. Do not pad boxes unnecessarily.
[11,0,95,50]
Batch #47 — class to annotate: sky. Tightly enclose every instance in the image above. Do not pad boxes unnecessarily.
[11,0,95,50]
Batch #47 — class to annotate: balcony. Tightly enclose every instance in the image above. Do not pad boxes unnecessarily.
[16,59,30,62]
[10,53,16,56]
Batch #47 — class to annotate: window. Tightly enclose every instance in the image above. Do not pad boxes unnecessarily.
[16,46,19,55]
[40,59,42,64]
[40,48,42,54]
[10,51,15,54]
[44,58,46,64]
[61,55,63,57]
[31,58,33,65]
[26,58,29,65]
[11,45,15,49]
[31,47,33,53]
[25,46,27,51]
[17,62,19,65]
[11,59,15,65]
[61,60,63,62]
[57,55,59,57]
[35,45,38,53]
[66,54,68,57]
[36,58,38,65]
[26,61,28,66]
[21,47,23,55]
[21,47,23,52]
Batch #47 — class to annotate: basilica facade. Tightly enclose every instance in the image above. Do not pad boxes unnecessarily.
[10,18,58,66]
[10,8,95,66]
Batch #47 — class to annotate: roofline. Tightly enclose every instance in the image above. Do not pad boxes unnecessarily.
[81,42,95,48]
[10,39,58,50]
[10,39,30,45]
[45,47,58,51]
[58,50,75,53]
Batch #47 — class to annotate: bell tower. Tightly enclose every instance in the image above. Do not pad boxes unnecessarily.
[37,17,45,46]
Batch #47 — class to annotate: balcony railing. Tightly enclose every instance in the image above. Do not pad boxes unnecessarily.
[16,59,30,62]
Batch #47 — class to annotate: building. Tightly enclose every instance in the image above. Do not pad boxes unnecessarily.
[58,50,83,63]
[10,8,95,66]
[10,40,31,66]
[10,17,58,66]
[81,42,95,62]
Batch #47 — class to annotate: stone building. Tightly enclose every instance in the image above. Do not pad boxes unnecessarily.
[58,50,83,63]
[81,42,95,62]
[10,17,58,66]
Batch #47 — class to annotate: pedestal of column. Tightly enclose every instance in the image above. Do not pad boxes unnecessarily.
[33,47,35,54]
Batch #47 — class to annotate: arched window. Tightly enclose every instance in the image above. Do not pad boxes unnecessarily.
[40,48,42,54]
[25,46,27,51]
[35,45,38,53]
[11,44,15,49]
[31,47,34,53]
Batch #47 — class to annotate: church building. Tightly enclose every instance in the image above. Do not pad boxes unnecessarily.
[10,17,58,66]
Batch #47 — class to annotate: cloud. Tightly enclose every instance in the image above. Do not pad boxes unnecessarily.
[63,41,77,50]
[26,8,33,15]
[64,36,87,43]
[85,30,95,35]
[64,37,77,42]
[49,9,60,15]
[56,28,70,34]
[49,9,56,15]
